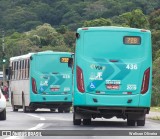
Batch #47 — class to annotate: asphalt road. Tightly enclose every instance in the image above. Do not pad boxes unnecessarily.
[0,107,160,139]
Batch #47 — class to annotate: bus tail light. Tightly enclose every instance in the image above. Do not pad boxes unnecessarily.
[32,77,37,94]
[141,68,150,94]
[77,66,85,93]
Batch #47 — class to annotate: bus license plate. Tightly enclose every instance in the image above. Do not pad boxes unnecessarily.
[106,84,119,90]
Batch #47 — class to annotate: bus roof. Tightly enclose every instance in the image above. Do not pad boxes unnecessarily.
[10,51,73,61]
[35,51,73,55]
[10,53,34,61]
[78,26,150,33]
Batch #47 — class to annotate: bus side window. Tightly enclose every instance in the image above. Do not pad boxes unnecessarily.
[25,59,27,79]
[21,60,22,80]
[21,60,23,79]
[18,61,21,80]
[19,60,21,80]
[22,60,24,79]
[16,61,19,80]
[28,60,30,79]
[26,59,28,79]
[16,61,18,80]
[13,62,15,80]
[14,61,17,80]
[12,62,14,80]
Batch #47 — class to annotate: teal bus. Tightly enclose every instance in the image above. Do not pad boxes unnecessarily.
[72,26,152,126]
[9,51,73,113]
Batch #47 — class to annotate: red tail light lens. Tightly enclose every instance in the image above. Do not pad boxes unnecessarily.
[76,66,85,93]
[141,68,150,94]
[32,77,37,94]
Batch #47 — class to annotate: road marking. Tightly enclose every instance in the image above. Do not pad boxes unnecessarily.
[27,114,45,130]
[3,114,45,139]
[27,114,45,121]
[4,136,19,139]
[28,123,44,130]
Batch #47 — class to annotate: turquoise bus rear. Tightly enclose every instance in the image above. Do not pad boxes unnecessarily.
[73,27,152,126]
[9,51,73,113]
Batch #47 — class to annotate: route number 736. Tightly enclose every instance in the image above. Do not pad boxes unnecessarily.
[126,64,138,70]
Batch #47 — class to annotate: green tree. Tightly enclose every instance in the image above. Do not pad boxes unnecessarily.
[84,1,106,19]
[61,10,82,25]
[152,57,160,106]
[63,31,75,48]
[57,25,69,34]
[152,30,160,60]
[149,9,160,30]
[27,23,65,47]
[83,18,112,27]
[120,9,149,29]
[2,6,38,32]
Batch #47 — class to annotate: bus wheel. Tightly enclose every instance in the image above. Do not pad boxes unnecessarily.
[50,108,56,112]
[58,108,63,113]
[0,108,6,120]
[64,107,70,113]
[30,109,35,113]
[22,98,28,113]
[83,119,91,125]
[137,119,145,126]
[127,120,136,126]
[11,94,18,112]
[73,112,81,125]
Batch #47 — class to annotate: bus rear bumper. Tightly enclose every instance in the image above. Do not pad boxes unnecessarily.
[74,106,150,120]
[29,102,72,109]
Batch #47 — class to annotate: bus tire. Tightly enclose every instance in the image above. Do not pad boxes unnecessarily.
[137,120,145,126]
[83,119,91,125]
[50,108,56,112]
[73,112,81,125]
[0,108,6,120]
[127,120,136,126]
[30,109,35,113]
[22,97,28,113]
[64,107,70,113]
[11,93,18,112]
[58,107,63,113]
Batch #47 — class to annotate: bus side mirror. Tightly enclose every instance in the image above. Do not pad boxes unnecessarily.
[68,58,73,68]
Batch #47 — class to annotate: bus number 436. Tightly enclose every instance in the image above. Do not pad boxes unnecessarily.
[126,64,138,70]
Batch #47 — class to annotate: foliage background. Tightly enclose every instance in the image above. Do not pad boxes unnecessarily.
[0,0,160,106]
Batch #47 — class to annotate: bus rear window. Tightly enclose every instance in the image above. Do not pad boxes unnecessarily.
[83,31,144,59]
[123,36,141,45]
[36,55,70,73]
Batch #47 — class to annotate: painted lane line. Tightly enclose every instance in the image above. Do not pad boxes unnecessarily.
[27,114,46,130]
[27,114,45,120]
[28,123,44,130]
[4,114,46,139]
[4,136,19,139]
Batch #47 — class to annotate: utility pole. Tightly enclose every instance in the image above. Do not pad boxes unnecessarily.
[2,30,5,85]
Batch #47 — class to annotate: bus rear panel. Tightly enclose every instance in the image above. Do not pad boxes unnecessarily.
[30,52,73,112]
[73,27,152,126]
[10,51,73,113]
